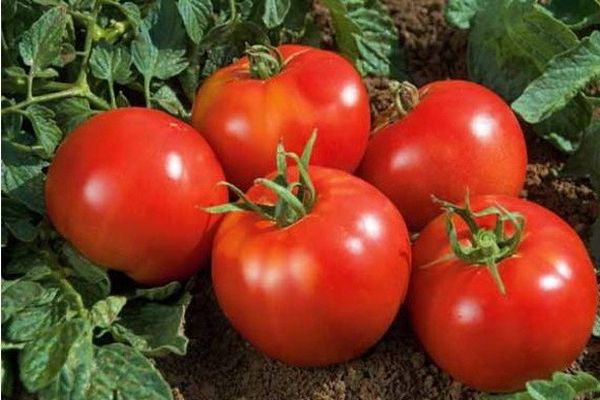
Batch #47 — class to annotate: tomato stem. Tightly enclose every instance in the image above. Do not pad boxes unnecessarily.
[434,194,525,295]
[205,131,318,227]
[390,81,420,117]
[246,44,284,80]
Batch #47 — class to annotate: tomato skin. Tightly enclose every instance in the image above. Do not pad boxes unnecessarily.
[408,195,598,392]
[45,108,227,285]
[211,166,411,366]
[358,80,527,231]
[191,45,371,190]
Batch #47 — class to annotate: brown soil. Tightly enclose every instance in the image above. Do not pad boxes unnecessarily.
[158,0,600,398]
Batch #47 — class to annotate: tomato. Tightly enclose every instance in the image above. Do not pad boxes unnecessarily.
[358,80,527,231]
[45,108,227,285]
[191,44,370,190]
[211,165,411,366]
[408,195,598,392]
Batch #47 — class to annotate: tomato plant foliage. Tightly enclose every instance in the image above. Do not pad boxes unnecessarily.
[1,0,404,398]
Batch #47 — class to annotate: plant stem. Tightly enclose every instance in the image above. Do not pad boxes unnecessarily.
[1,86,110,115]
[228,0,237,22]
[26,68,34,100]
[107,80,117,108]
[144,76,152,107]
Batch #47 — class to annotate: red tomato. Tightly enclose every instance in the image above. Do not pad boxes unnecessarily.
[358,80,527,231]
[191,44,371,190]
[211,166,411,366]
[45,108,227,285]
[409,195,598,392]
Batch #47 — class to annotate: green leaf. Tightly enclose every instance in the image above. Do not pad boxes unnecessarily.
[465,0,591,151]
[468,0,578,101]
[551,372,600,393]
[90,43,133,84]
[121,2,142,28]
[484,371,600,400]
[24,104,63,157]
[562,121,600,190]
[133,281,181,301]
[1,279,57,323]
[531,95,592,152]
[53,98,95,134]
[151,85,187,117]
[19,318,89,392]
[321,0,406,78]
[1,139,48,214]
[445,0,485,29]
[526,381,575,400]
[37,329,94,400]
[2,198,42,242]
[132,29,188,81]
[62,243,110,307]
[512,31,600,124]
[111,292,191,356]
[18,6,70,73]
[543,0,600,30]
[90,296,127,329]
[177,0,212,43]
[87,343,173,400]
[263,0,291,29]
[144,0,187,50]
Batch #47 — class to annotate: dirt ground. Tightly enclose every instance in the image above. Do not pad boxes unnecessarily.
[158,0,600,398]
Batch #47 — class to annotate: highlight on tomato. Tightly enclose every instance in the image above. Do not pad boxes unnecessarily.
[45,107,227,285]
[206,133,411,366]
[358,80,528,232]
[191,44,371,190]
[408,194,598,393]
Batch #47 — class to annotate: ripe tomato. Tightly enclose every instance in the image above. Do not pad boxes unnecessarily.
[191,44,370,190]
[408,195,598,392]
[211,166,411,366]
[46,108,227,285]
[358,80,527,231]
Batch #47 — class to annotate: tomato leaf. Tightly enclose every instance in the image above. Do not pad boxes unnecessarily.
[1,140,48,214]
[52,98,95,134]
[133,281,182,301]
[483,372,600,400]
[2,198,43,242]
[542,0,600,30]
[37,328,94,400]
[18,6,70,74]
[321,0,406,78]
[90,43,133,85]
[562,121,600,191]
[262,0,291,29]
[90,296,127,329]
[131,29,188,81]
[445,0,485,29]
[176,0,213,44]
[110,291,191,356]
[87,343,173,400]
[19,318,89,392]
[61,243,111,307]
[463,0,592,152]
[512,31,600,125]
[23,104,63,157]
[144,0,187,50]
[151,84,188,117]
[121,2,142,28]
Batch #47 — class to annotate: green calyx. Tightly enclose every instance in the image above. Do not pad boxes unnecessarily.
[390,80,420,117]
[435,194,526,295]
[205,131,317,228]
[246,44,284,80]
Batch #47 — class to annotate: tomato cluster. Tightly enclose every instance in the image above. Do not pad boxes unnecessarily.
[46,44,597,394]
